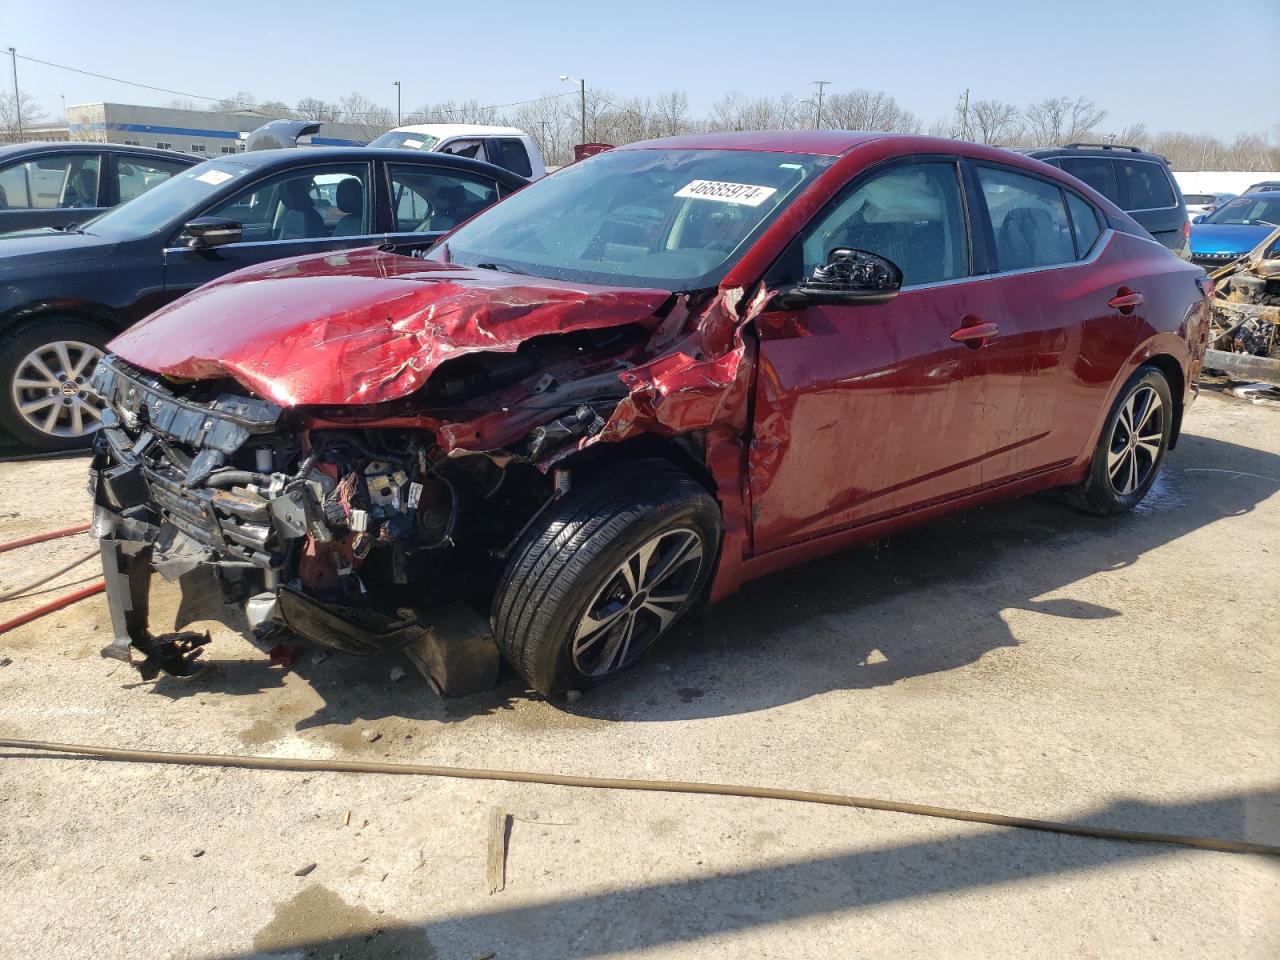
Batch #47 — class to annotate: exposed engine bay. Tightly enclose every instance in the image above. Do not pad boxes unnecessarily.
[1207,227,1280,362]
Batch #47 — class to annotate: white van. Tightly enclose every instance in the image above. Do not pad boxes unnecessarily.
[368,124,546,180]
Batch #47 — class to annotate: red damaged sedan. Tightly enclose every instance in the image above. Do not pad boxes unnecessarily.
[89,131,1210,695]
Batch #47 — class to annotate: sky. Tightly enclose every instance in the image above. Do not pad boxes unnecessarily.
[2,0,1277,139]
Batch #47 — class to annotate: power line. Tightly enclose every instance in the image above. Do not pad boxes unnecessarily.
[2,47,575,121]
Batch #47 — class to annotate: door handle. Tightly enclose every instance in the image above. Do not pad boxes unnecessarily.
[1108,289,1144,313]
[950,320,999,344]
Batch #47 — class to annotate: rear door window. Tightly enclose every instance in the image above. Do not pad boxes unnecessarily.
[975,166,1075,270]
[1055,157,1120,205]
[116,156,190,203]
[388,164,500,233]
[1114,159,1176,211]
[496,138,533,177]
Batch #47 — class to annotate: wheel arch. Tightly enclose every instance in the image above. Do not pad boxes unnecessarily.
[1142,353,1186,450]
[0,301,125,341]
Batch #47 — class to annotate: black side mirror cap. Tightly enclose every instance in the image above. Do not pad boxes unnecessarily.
[772,248,903,309]
[184,216,243,248]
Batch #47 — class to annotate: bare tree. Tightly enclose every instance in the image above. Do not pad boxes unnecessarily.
[969,98,1023,144]
[0,89,47,142]
[1023,96,1107,147]
[823,89,920,133]
[210,91,261,114]
[337,92,394,139]
[296,97,342,121]
[652,90,690,138]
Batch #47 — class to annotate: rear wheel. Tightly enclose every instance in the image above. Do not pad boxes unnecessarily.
[1067,366,1173,515]
[493,459,721,695]
[0,319,110,450]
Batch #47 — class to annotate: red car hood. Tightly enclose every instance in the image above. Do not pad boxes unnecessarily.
[109,248,673,406]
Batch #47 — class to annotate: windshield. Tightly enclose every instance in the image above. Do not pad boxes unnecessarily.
[1184,194,1217,205]
[432,148,832,289]
[82,160,254,237]
[369,131,440,151]
[1203,195,1280,226]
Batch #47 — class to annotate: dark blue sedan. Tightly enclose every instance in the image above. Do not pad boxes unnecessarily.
[0,146,527,449]
[1189,192,1280,269]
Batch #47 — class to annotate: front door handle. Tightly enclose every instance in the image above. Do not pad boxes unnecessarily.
[950,320,999,344]
[1108,289,1145,313]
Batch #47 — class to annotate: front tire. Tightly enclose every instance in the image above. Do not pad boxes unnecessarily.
[493,459,721,695]
[0,319,110,451]
[1067,366,1173,515]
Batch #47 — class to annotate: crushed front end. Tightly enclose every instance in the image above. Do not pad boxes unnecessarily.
[87,355,556,683]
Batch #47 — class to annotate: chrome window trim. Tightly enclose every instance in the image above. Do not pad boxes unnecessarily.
[900,228,1115,292]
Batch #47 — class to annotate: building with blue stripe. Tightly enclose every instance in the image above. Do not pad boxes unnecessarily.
[65,102,371,154]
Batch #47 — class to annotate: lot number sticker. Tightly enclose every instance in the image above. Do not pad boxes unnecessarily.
[195,169,235,186]
[675,180,778,207]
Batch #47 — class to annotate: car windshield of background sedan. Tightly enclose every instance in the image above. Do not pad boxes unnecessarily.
[433,148,832,289]
[79,161,253,237]
[368,131,440,151]
[1201,195,1280,226]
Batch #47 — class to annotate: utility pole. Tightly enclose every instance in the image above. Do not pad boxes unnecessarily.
[8,48,22,139]
[393,81,401,125]
[560,75,587,144]
[959,88,970,140]
[812,80,830,130]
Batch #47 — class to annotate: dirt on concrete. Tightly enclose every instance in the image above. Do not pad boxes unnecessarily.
[0,390,1277,959]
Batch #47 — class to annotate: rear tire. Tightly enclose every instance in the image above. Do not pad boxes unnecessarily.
[492,459,721,695]
[1066,366,1173,515]
[0,319,110,451]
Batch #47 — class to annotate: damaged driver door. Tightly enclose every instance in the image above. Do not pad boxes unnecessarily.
[747,159,1011,554]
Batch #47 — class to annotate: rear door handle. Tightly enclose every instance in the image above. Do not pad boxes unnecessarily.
[1108,289,1145,312]
[950,321,999,344]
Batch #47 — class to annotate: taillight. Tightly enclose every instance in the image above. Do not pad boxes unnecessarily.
[1195,276,1215,299]
[1182,219,1191,239]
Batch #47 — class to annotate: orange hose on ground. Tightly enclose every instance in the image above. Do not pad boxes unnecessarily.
[0,581,104,635]
[0,523,91,554]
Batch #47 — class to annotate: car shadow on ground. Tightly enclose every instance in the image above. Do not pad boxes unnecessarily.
[139,431,1278,730]
[209,786,1279,959]
[574,430,1280,722]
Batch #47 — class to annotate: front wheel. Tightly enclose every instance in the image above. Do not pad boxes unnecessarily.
[1067,366,1173,515]
[492,459,721,695]
[0,319,110,450]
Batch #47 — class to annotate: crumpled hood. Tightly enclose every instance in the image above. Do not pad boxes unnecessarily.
[109,247,674,406]
[1190,223,1273,256]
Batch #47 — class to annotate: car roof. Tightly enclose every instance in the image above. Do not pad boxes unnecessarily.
[381,123,528,140]
[0,140,198,163]
[201,146,529,185]
[619,130,888,156]
[1021,144,1171,164]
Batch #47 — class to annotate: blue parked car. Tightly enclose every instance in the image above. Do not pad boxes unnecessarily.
[1189,193,1280,269]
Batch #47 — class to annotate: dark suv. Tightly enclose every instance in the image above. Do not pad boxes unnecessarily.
[1017,144,1189,258]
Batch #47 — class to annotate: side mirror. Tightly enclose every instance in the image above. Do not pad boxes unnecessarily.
[1192,214,1205,224]
[184,216,242,248]
[773,248,903,310]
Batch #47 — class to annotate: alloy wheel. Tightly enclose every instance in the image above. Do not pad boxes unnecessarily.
[571,527,705,677]
[10,340,105,439]
[1107,384,1163,496]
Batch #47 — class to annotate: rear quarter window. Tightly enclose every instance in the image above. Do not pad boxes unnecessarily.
[1065,191,1103,257]
[1114,159,1177,211]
